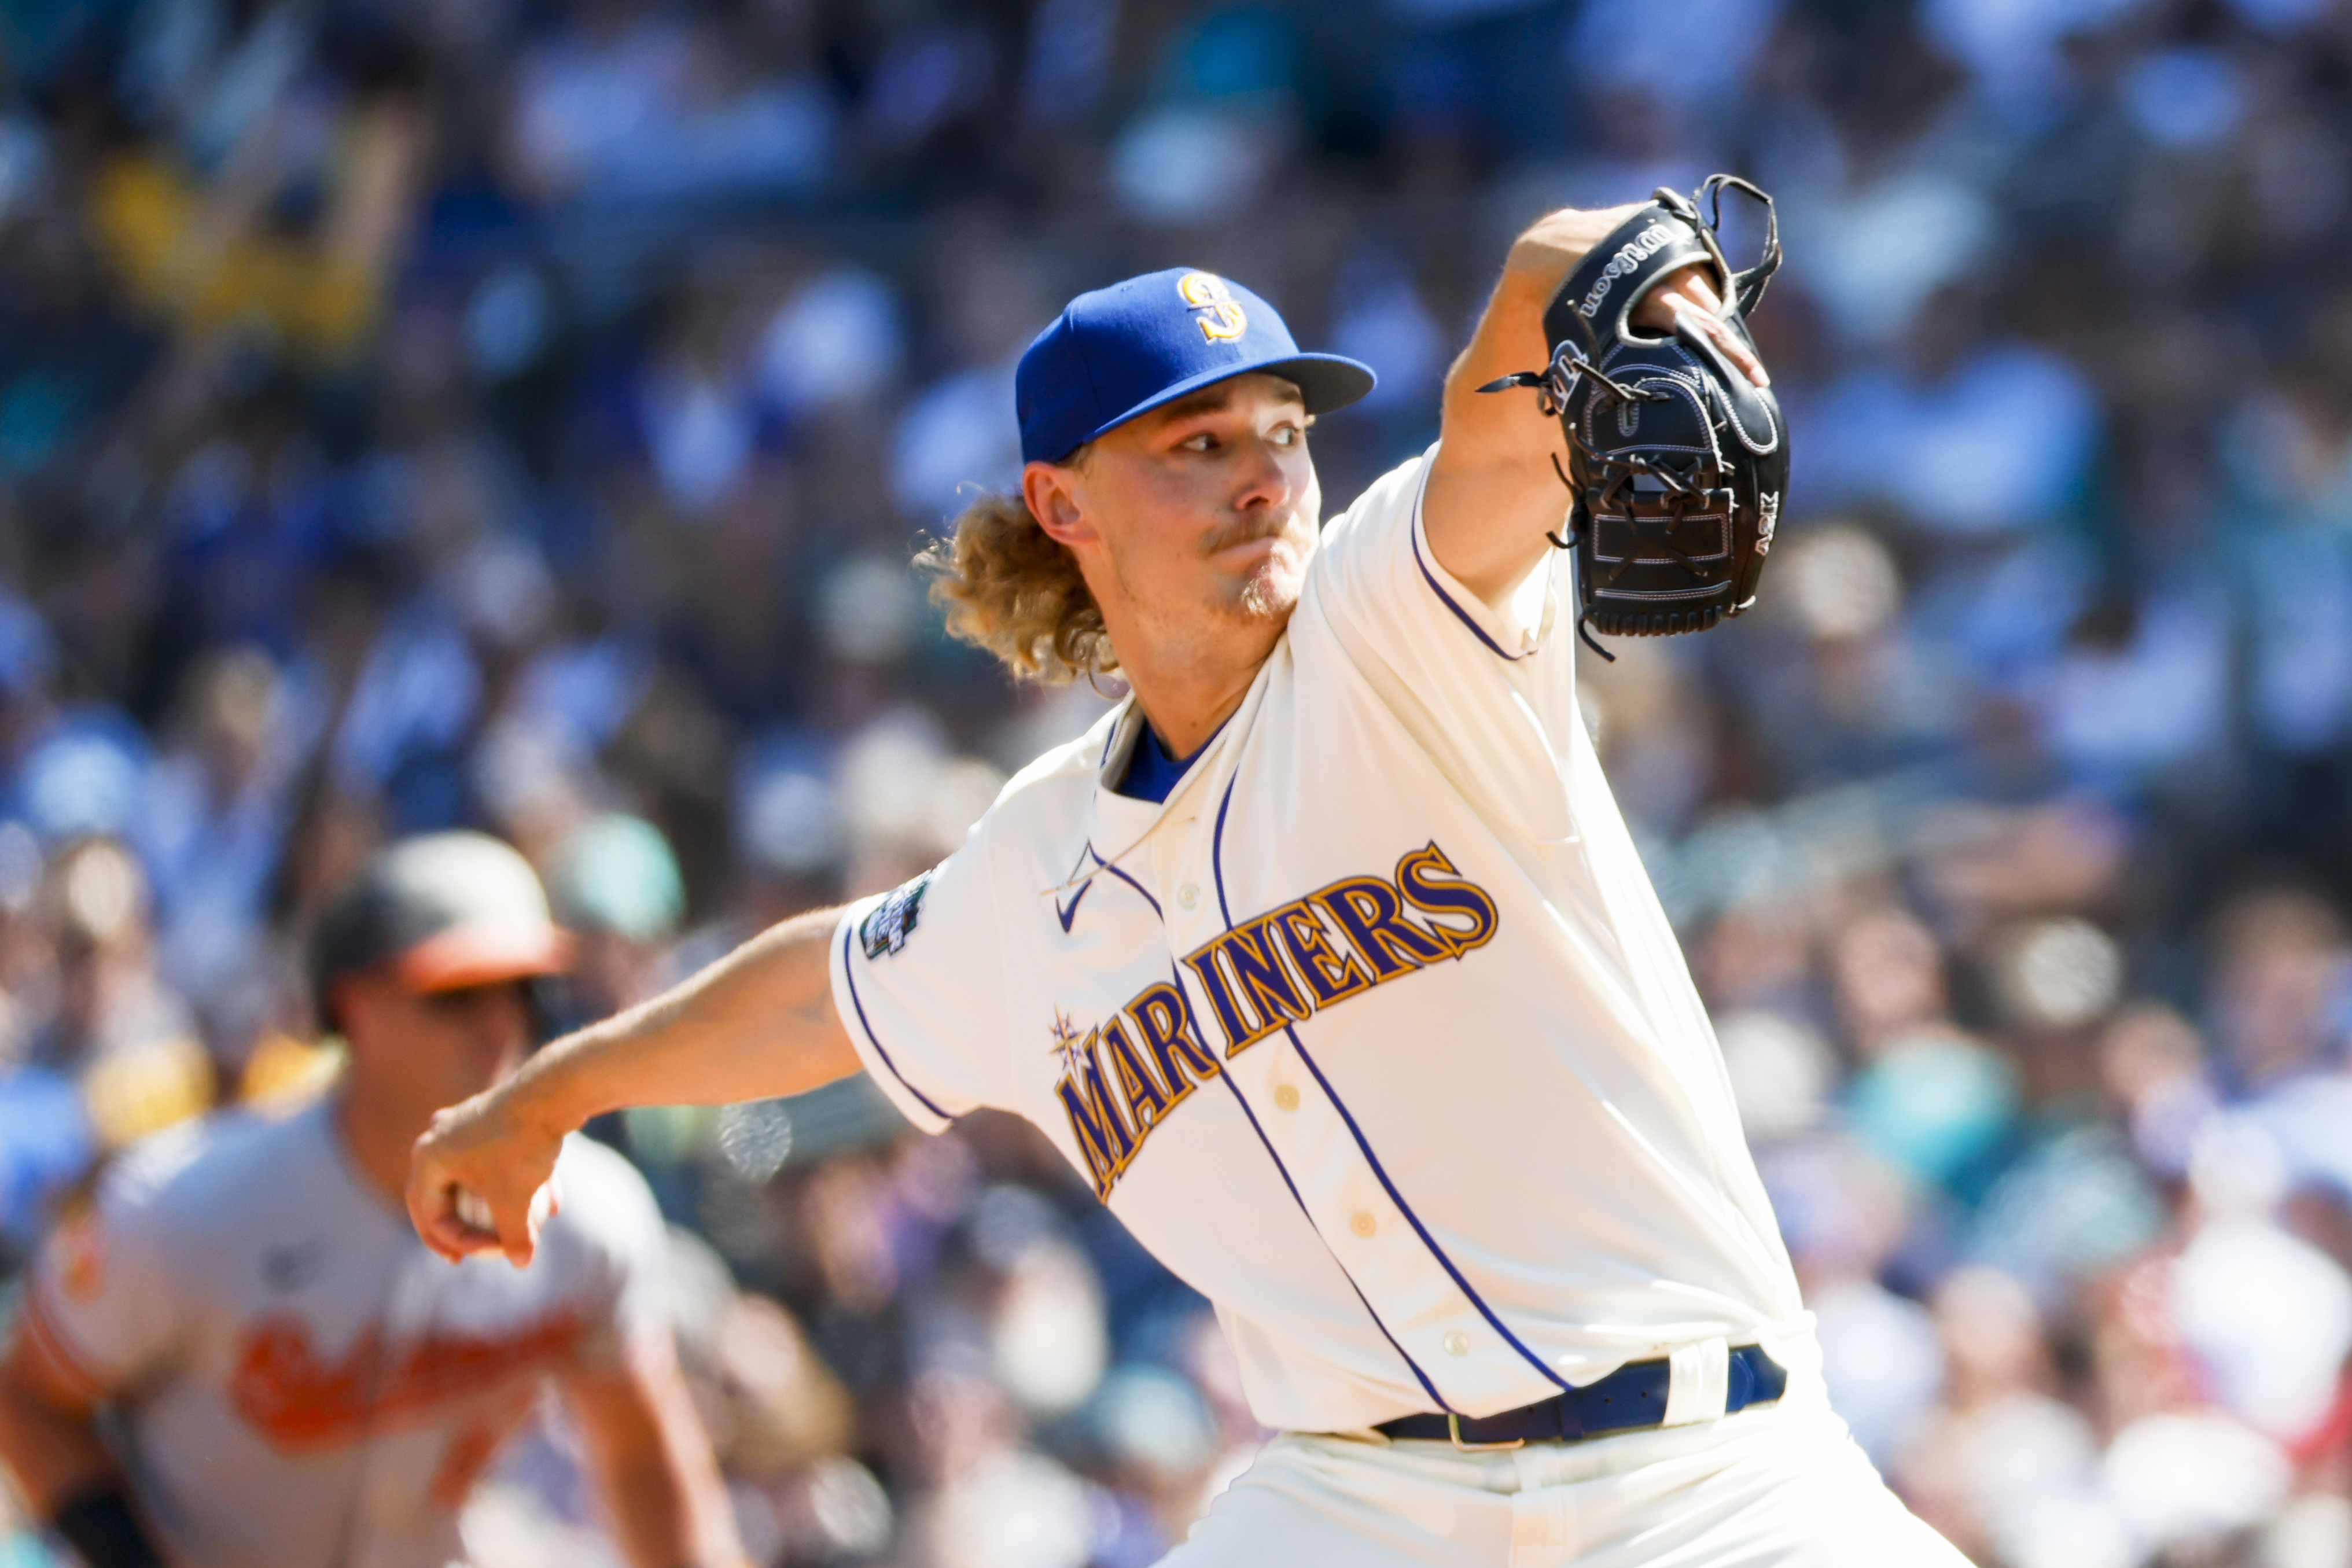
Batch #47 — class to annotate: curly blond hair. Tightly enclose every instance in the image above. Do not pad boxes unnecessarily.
[917,484,1116,685]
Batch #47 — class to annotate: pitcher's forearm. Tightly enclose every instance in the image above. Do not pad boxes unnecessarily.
[1441,207,1646,461]
[1430,266,1577,601]
[414,907,862,1266]
[507,906,861,1138]
[1427,208,1640,601]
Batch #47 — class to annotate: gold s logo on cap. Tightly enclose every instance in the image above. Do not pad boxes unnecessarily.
[1179,272,1247,343]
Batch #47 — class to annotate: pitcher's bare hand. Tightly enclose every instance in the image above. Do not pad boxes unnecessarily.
[1636,264,1768,388]
[408,1085,565,1269]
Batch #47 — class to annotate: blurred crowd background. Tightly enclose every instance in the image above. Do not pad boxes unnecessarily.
[1,0,2351,1564]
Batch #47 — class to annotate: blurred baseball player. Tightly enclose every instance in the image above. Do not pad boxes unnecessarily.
[0,832,743,1568]
[408,202,1971,1564]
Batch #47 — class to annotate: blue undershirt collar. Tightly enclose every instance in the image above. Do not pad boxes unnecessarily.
[1113,716,1225,803]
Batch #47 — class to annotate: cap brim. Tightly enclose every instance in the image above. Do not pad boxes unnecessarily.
[395,923,575,993]
[1073,351,1378,456]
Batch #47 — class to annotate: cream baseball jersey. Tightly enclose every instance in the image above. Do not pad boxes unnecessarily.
[830,446,1809,1436]
[21,1100,668,1568]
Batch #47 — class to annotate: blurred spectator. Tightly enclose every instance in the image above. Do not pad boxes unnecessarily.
[1900,1267,2135,1568]
[132,644,311,1042]
[1834,906,2020,1198]
[552,811,687,1018]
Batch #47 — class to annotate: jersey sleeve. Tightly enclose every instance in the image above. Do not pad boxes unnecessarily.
[827,829,1015,1133]
[22,1163,185,1398]
[1306,444,1584,843]
[1313,443,1561,663]
[554,1137,673,1372]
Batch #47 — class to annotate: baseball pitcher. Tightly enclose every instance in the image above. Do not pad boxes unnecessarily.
[406,190,1970,1566]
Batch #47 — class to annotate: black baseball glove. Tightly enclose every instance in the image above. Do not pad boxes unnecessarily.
[1484,176,1786,659]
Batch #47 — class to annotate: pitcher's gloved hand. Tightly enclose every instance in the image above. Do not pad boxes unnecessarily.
[1484,176,1787,659]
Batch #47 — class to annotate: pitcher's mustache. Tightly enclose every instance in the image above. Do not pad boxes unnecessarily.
[1201,511,1303,556]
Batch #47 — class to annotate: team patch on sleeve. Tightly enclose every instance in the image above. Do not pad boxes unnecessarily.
[860,868,936,959]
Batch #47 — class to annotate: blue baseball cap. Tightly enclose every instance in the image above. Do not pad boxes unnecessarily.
[1016,267,1376,465]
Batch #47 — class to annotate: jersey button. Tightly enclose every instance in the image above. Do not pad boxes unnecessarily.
[1350,1211,1376,1238]
[1273,1085,1300,1111]
[1443,1331,1471,1357]
[1176,884,1201,909]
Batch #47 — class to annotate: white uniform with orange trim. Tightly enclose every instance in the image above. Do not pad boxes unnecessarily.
[831,447,1966,1565]
[21,1100,668,1568]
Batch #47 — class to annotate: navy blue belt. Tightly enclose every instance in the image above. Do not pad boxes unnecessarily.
[1375,1344,1788,1451]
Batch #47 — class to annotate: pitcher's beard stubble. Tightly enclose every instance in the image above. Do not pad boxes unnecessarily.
[1210,513,1314,623]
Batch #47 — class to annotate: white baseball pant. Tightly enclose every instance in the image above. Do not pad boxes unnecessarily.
[1162,1365,1969,1567]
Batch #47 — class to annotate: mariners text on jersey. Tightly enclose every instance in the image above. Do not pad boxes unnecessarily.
[1050,842,1498,1198]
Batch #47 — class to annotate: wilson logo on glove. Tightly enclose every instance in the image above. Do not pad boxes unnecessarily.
[1577,222,1677,320]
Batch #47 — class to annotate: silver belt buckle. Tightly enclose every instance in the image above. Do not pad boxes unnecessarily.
[1448,1412,1527,1453]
